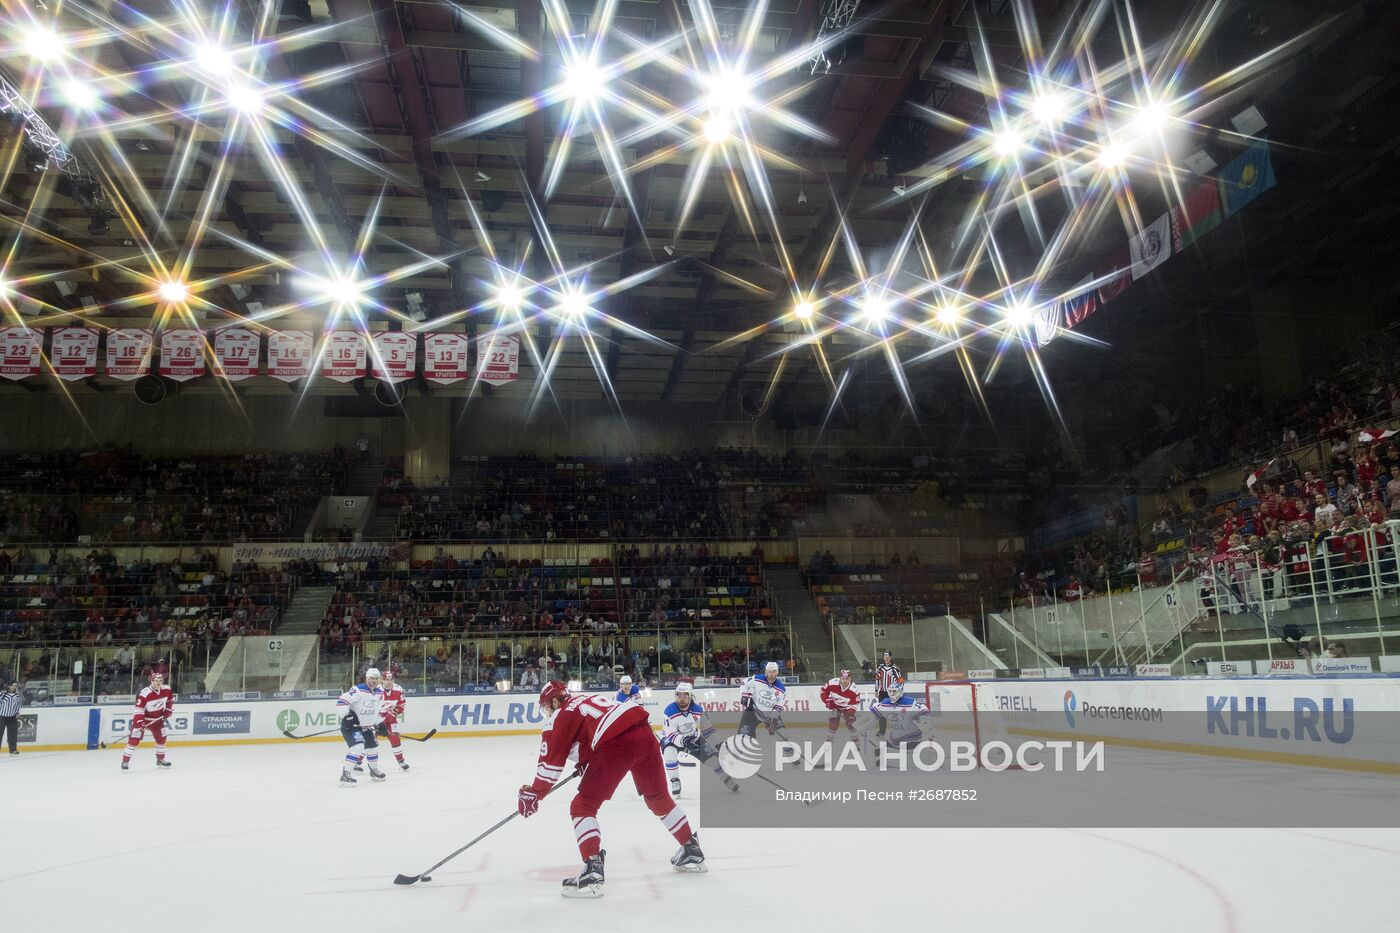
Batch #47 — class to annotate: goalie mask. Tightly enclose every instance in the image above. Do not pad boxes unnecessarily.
[886,681,904,701]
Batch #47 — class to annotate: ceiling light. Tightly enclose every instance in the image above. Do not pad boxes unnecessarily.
[702,69,751,114]
[324,276,364,308]
[1133,100,1170,133]
[196,42,235,78]
[703,115,732,145]
[225,84,264,115]
[859,292,893,325]
[992,129,1024,157]
[1005,300,1034,328]
[892,184,907,195]
[793,299,816,321]
[157,280,189,303]
[475,170,491,182]
[558,290,589,319]
[23,26,63,62]
[565,60,606,102]
[662,245,675,256]
[797,181,807,205]
[1096,142,1127,169]
[1030,91,1067,124]
[935,303,962,326]
[61,79,99,111]
[494,282,523,313]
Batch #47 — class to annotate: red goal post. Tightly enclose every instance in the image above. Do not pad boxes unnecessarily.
[923,680,1021,769]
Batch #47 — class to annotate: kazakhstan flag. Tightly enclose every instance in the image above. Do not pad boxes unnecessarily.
[1221,139,1277,217]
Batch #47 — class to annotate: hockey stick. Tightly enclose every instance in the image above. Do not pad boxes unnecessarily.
[281,728,342,740]
[399,728,437,743]
[393,772,579,886]
[100,718,174,749]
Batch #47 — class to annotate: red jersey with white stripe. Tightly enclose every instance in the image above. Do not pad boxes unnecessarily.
[134,685,174,725]
[529,693,647,795]
[382,683,406,722]
[820,678,861,711]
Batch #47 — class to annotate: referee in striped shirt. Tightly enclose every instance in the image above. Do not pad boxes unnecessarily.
[0,680,21,755]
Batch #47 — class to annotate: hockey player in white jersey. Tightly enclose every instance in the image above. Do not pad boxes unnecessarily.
[659,682,739,795]
[864,681,930,748]
[738,661,787,738]
[337,668,386,786]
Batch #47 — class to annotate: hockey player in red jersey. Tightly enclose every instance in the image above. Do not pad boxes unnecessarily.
[378,668,409,771]
[819,669,861,755]
[122,672,174,770]
[517,680,707,898]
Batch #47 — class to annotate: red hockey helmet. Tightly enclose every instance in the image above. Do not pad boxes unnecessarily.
[539,679,571,710]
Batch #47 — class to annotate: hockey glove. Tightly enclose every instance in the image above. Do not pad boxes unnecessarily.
[517,786,541,818]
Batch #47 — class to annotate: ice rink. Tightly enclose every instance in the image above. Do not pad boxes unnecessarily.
[3,736,1397,932]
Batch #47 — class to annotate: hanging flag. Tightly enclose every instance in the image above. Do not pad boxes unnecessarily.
[49,327,98,380]
[268,330,313,382]
[1033,300,1061,348]
[423,332,471,385]
[1095,247,1131,304]
[370,331,416,383]
[213,328,259,381]
[1220,139,1277,217]
[1246,458,1277,489]
[1357,427,1397,444]
[0,326,42,380]
[1129,212,1172,280]
[106,328,153,381]
[1063,275,1098,329]
[159,329,206,382]
[1170,179,1224,251]
[475,333,520,385]
[321,330,367,383]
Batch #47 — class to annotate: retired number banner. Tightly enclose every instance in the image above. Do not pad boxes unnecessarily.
[370,331,416,383]
[50,327,99,380]
[423,332,470,385]
[213,328,259,381]
[267,330,312,382]
[105,328,153,381]
[475,333,520,385]
[321,330,366,383]
[0,326,42,380]
[159,329,206,381]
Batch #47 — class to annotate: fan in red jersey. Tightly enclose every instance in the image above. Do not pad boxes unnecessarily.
[378,668,409,771]
[122,672,174,771]
[517,680,707,898]
[819,669,861,758]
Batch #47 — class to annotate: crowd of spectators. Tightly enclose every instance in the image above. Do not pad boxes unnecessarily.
[363,630,797,691]
[316,544,775,653]
[0,546,294,644]
[0,449,349,544]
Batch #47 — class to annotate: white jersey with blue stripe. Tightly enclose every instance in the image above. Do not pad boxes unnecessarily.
[337,683,384,728]
[740,674,786,713]
[660,699,716,748]
[615,683,641,703]
[871,694,929,744]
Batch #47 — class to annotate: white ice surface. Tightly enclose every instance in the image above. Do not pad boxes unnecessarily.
[2,737,1397,932]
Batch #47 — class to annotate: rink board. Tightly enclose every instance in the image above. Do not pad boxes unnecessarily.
[15,677,1400,775]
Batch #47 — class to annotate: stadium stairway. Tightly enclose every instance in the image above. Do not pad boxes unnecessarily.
[278,585,336,636]
[767,563,845,680]
[362,504,401,540]
[346,457,384,496]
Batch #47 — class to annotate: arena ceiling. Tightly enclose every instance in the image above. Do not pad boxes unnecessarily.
[0,0,1393,415]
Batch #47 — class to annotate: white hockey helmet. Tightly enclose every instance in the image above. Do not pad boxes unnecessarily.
[886,681,904,700]
[765,661,779,673]
[619,675,633,686]
[675,682,694,695]
[365,667,381,683]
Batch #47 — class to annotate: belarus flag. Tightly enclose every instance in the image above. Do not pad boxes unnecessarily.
[1171,179,1224,251]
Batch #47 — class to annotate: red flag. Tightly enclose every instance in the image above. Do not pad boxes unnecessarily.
[1357,428,1397,444]
[1095,246,1131,305]
[1246,458,1276,489]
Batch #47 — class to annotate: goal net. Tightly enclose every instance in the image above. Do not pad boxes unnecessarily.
[924,680,1021,769]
